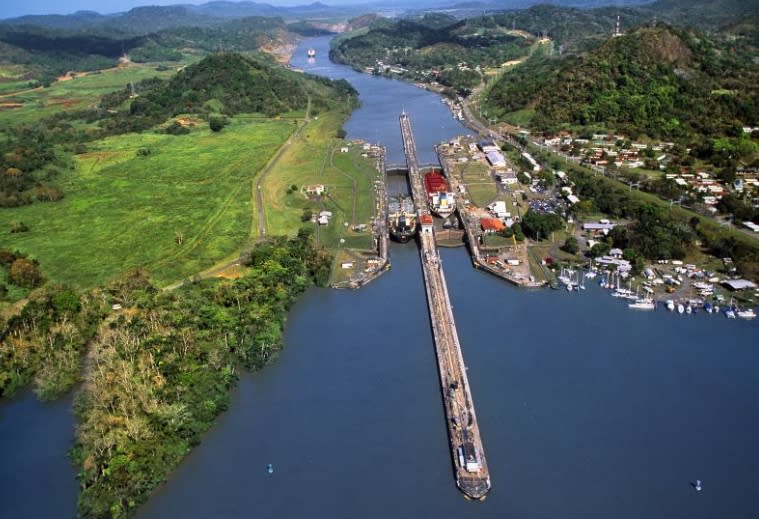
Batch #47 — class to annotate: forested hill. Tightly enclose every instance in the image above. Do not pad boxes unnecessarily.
[135,52,354,117]
[0,17,288,84]
[463,0,758,54]
[640,0,759,30]
[485,25,759,140]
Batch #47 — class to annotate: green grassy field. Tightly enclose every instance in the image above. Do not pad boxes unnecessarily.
[459,159,498,207]
[260,111,378,250]
[0,62,189,126]
[1,116,295,288]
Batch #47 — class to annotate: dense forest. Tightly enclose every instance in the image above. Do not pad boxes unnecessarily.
[72,232,331,518]
[485,25,759,141]
[0,26,141,85]
[0,277,106,400]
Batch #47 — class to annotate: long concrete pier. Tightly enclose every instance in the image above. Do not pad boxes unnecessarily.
[400,112,491,500]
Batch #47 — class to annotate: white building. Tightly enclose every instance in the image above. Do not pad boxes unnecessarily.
[488,200,509,218]
[486,151,507,168]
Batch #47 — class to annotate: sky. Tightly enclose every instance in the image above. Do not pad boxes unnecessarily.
[0,0,341,19]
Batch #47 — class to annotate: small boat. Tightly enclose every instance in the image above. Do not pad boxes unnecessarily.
[629,298,655,310]
[307,48,316,58]
[737,308,757,319]
[267,463,274,474]
[677,304,685,314]
[725,297,737,319]
[704,302,713,313]
[694,479,702,492]
[665,300,675,312]
[685,305,692,314]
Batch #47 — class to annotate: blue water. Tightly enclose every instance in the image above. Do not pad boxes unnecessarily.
[2,36,758,519]
[0,391,78,517]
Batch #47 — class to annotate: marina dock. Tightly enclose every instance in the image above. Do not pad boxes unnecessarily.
[400,112,491,500]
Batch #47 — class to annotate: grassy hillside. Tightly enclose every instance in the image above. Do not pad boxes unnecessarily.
[1,117,294,287]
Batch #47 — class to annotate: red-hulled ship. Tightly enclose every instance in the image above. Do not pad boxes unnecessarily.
[424,169,456,218]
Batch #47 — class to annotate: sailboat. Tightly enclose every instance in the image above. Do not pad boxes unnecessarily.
[725,297,737,319]
[694,479,702,492]
[267,463,274,474]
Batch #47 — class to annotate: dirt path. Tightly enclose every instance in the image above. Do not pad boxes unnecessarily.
[255,96,311,238]
[0,86,43,99]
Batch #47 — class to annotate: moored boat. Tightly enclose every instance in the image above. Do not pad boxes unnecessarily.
[388,195,417,243]
[736,308,756,319]
[629,298,655,310]
[423,169,456,218]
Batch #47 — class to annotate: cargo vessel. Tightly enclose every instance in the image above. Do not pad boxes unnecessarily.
[388,195,417,243]
[423,169,456,218]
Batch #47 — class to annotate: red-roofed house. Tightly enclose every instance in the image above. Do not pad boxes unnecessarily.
[480,218,505,233]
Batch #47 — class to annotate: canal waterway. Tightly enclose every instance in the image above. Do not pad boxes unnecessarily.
[2,36,758,519]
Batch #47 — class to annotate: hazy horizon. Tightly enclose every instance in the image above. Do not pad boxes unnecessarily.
[0,0,369,20]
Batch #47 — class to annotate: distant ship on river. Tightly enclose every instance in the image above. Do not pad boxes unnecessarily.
[307,48,316,58]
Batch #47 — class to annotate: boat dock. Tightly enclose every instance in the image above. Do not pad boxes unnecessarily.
[400,112,491,500]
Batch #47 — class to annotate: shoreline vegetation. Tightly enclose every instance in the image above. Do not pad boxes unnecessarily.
[0,40,372,518]
[71,231,331,518]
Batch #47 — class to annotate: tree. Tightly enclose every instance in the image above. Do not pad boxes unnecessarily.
[9,258,43,288]
[301,209,313,222]
[521,211,563,240]
[589,242,610,258]
[209,116,227,132]
[561,236,579,254]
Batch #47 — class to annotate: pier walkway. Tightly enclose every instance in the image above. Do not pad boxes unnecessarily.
[400,112,491,500]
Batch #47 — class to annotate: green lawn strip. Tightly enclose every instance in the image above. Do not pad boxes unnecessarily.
[458,159,497,207]
[1,117,293,288]
[261,112,377,250]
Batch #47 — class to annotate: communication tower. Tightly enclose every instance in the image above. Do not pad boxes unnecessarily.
[613,15,622,37]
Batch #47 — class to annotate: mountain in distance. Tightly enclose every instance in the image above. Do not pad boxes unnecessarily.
[0,2,371,33]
